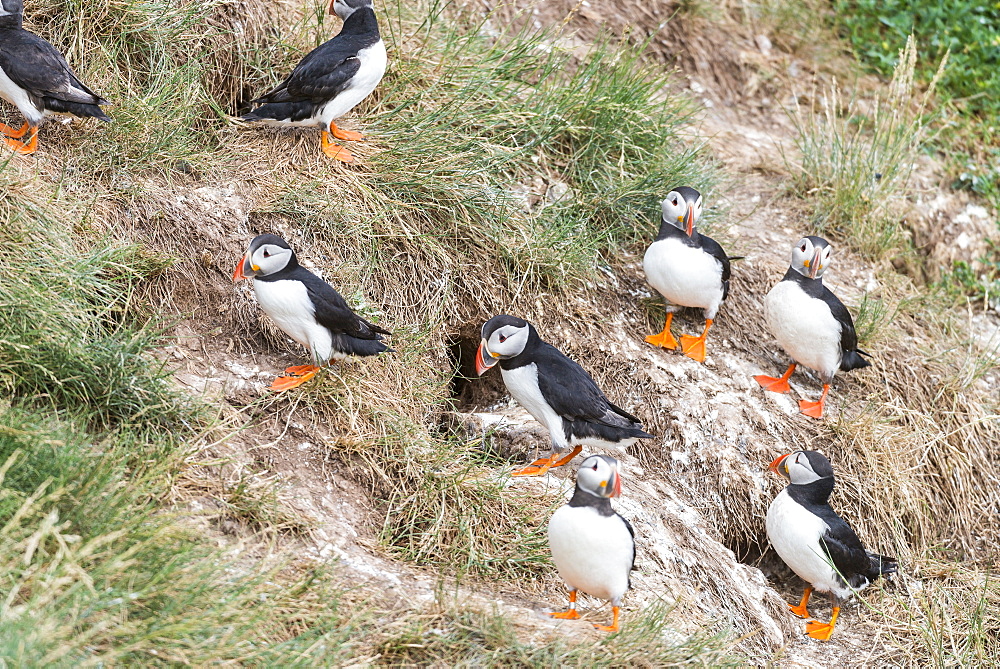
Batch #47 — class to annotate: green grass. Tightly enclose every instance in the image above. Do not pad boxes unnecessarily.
[832,0,1000,297]
[783,37,940,261]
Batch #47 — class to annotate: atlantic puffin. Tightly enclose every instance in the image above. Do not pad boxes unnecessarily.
[766,450,897,641]
[0,0,110,155]
[241,0,386,162]
[475,315,653,477]
[548,455,634,632]
[233,234,391,390]
[754,236,870,418]
[643,187,737,363]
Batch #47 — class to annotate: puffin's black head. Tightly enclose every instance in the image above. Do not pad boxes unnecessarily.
[232,233,298,282]
[660,186,703,237]
[769,450,834,485]
[328,0,373,19]
[475,314,533,375]
[789,236,832,280]
[575,454,622,499]
[0,0,24,27]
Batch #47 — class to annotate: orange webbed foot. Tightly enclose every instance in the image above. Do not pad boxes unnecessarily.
[645,330,679,350]
[511,456,554,477]
[549,609,581,620]
[321,130,355,162]
[0,122,29,139]
[805,619,836,641]
[592,606,620,632]
[798,383,830,419]
[329,122,364,141]
[270,370,318,391]
[3,128,38,155]
[284,364,320,376]
[755,374,791,394]
[679,334,707,362]
[788,602,811,618]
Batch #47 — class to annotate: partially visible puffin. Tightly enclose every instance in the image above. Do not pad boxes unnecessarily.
[754,236,870,418]
[0,0,110,155]
[766,450,897,641]
[233,234,391,391]
[241,0,386,162]
[548,455,634,632]
[475,315,653,477]
[643,187,736,363]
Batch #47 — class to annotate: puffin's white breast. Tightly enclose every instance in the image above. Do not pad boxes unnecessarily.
[318,40,387,124]
[253,279,335,364]
[548,505,633,604]
[0,63,43,125]
[763,280,842,381]
[766,489,855,599]
[500,363,568,450]
[643,238,725,317]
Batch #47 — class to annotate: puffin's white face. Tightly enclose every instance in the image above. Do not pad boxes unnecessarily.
[790,237,833,279]
[328,0,370,19]
[248,243,293,276]
[661,188,703,236]
[475,315,533,375]
[769,450,831,485]
[575,455,622,498]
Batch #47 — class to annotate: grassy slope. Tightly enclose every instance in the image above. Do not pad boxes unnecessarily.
[0,0,732,663]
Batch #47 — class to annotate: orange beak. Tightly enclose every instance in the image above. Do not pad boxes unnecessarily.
[610,469,622,497]
[475,340,499,376]
[684,204,694,236]
[327,0,336,14]
[809,247,822,279]
[233,255,249,282]
[768,453,790,477]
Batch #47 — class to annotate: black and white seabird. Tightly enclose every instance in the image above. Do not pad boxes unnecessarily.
[643,186,736,363]
[0,0,110,155]
[754,236,870,419]
[548,455,634,632]
[233,234,391,391]
[475,315,653,477]
[766,450,897,641]
[241,0,386,162]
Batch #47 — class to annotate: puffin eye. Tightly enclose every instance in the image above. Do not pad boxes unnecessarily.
[671,198,678,206]
[800,244,807,252]
[263,250,270,258]
[592,463,599,471]
[498,334,508,343]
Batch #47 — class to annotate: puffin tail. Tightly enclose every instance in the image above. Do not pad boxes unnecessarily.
[44,99,111,122]
[840,349,871,372]
[241,101,316,125]
[333,333,393,357]
[867,552,898,580]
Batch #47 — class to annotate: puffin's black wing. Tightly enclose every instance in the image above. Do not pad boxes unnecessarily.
[251,37,364,105]
[0,32,108,106]
[289,267,390,340]
[534,343,650,433]
[620,514,637,574]
[816,508,874,580]
[818,284,871,371]
[696,232,733,299]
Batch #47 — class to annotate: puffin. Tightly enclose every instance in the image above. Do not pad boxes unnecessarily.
[475,315,653,477]
[233,234,392,391]
[0,0,110,155]
[643,186,736,363]
[548,455,634,632]
[766,450,897,641]
[754,236,870,419]
[241,0,386,162]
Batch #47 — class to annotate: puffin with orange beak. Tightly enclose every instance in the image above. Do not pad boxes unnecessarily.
[475,315,652,477]
[547,455,634,632]
[240,0,386,162]
[642,186,738,362]
[766,450,897,641]
[754,236,870,418]
[233,234,391,391]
